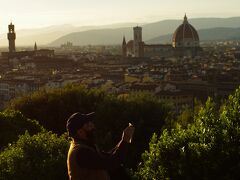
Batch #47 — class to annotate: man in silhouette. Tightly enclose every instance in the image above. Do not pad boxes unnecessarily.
[66,112,135,180]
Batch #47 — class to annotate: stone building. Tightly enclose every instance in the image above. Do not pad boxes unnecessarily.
[172,14,201,57]
[2,22,54,59]
[8,22,16,53]
[123,14,202,58]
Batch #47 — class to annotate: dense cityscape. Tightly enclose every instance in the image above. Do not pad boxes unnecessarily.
[0,15,239,115]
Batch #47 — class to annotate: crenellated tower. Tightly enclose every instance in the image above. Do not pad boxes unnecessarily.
[8,22,16,53]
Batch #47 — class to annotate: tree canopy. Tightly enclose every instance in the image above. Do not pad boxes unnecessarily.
[0,110,42,150]
[0,131,69,180]
[136,87,240,180]
[7,85,171,168]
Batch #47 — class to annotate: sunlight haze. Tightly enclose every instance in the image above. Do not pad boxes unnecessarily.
[0,0,240,32]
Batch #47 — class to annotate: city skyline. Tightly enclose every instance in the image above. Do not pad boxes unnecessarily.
[0,0,240,32]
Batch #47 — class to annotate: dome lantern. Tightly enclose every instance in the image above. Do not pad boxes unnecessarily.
[183,13,188,24]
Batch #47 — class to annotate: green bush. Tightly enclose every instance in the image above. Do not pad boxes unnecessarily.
[7,85,171,168]
[8,85,105,134]
[136,87,240,180]
[95,93,170,168]
[0,131,70,180]
[0,110,43,150]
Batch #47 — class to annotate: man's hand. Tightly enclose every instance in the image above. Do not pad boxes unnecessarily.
[122,123,135,143]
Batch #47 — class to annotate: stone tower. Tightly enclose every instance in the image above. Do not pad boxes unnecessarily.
[8,22,16,53]
[122,36,127,57]
[133,26,143,57]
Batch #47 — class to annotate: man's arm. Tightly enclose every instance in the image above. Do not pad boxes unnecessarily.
[76,124,134,170]
[76,140,128,170]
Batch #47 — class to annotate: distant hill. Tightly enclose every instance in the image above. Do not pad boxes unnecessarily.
[0,24,76,47]
[50,17,240,46]
[1,17,240,46]
[147,27,240,44]
[50,27,132,46]
[0,22,138,47]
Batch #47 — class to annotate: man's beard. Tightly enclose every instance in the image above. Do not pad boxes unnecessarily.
[85,129,96,143]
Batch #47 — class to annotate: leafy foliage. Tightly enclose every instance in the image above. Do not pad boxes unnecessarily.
[7,85,170,168]
[0,131,70,180]
[136,87,240,180]
[0,110,42,150]
[8,85,105,134]
[95,93,171,168]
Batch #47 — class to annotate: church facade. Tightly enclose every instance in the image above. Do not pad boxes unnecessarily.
[122,15,201,58]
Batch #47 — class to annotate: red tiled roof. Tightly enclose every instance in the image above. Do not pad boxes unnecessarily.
[172,16,199,43]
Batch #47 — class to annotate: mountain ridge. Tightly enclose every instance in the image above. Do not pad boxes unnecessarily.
[50,17,240,46]
[1,17,240,46]
[0,22,138,47]
[147,27,240,44]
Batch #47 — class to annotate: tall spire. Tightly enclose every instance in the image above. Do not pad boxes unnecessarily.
[122,36,127,58]
[34,42,37,51]
[184,13,188,24]
[122,36,126,45]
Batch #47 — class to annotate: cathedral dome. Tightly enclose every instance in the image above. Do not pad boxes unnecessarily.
[172,14,199,48]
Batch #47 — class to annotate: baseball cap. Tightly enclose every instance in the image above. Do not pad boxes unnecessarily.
[66,112,95,137]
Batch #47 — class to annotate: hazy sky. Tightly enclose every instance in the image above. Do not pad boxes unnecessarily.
[0,0,240,31]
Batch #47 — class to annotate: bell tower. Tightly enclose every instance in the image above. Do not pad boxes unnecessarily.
[8,22,16,53]
[133,26,143,57]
